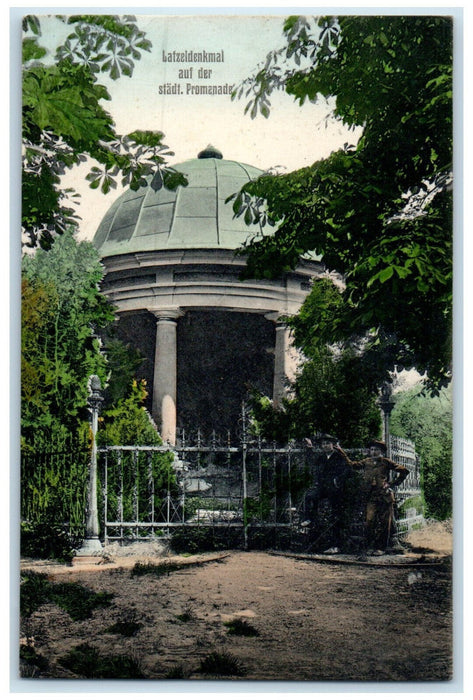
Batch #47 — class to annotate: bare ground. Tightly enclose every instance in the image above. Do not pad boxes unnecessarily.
[19,520,453,682]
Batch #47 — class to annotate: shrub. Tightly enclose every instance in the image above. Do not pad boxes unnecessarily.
[170,526,243,554]
[20,519,81,563]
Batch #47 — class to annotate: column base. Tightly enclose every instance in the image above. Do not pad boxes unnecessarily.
[74,537,103,557]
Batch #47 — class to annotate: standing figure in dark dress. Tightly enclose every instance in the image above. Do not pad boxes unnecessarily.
[303,434,352,554]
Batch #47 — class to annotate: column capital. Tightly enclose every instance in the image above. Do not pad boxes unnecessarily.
[149,307,184,322]
[264,312,287,327]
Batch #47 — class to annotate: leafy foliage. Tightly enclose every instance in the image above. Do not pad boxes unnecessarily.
[247,279,381,446]
[20,519,82,563]
[232,16,453,391]
[20,232,142,538]
[170,526,243,554]
[390,383,452,520]
[98,379,161,446]
[22,14,186,248]
[21,231,114,444]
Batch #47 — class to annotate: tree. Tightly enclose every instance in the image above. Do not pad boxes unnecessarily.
[390,383,452,520]
[98,379,162,447]
[21,230,115,446]
[249,341,381,447]
[248,278,381,445]
[22,14,186,249]
[231,15,453,391]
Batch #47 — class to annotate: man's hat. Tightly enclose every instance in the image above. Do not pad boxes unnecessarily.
[368,439,387,454]
[315,433,338,444]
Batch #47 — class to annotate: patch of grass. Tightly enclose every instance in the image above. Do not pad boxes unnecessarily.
[224,618,259,637]
[59,643,146,679]
[104,620,142,637]
[175,606,195,623]
[196,651,247,677]
[20,570,114,620]
[131,558,215,578]
[20,644,49,672]
[165,664,189,679]
[131,561,183,577]
[20,572,50,618]
[49,582,114,621]
[175,601,195,623]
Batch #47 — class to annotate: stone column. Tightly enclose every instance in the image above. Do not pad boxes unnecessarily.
[266,314,298,407]
[75,375,103,558]
[150,308,182,445]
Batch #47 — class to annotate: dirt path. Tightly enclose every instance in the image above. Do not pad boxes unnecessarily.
[19,520,453,682]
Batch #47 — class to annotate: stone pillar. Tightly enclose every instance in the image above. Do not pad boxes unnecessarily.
[75,375,103,558]
[266,314,298,407]
[150,308,182,445]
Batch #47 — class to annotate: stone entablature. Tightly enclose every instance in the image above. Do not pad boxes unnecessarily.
[100,249,323,318]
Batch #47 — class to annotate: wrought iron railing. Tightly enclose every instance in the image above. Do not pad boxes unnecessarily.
[97,433,422,545]
[20,412,423,547]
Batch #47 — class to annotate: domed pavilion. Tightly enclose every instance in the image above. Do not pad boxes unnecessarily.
[93,145,324,444]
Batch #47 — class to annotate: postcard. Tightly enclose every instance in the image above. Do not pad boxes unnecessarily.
[16,10,457,689]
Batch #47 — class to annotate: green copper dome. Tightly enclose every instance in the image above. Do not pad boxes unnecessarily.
[93,147,265,257]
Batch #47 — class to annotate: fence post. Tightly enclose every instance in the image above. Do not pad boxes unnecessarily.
[378,382,395,459]
[241,403,249,550]
[76,375,103,557]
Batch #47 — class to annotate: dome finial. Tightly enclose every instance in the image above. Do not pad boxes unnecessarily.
[198,144,223,159]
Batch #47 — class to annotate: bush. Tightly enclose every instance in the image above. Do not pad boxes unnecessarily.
[21,519,81,563]
[397,495,425,518]
[170,526,243,554]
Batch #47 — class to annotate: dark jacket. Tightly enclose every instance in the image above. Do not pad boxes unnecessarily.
[314,450,352,500]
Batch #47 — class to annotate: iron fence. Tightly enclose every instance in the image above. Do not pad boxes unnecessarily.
[20,422,423,548]
[98,432,423,546]
[20,442,90,537]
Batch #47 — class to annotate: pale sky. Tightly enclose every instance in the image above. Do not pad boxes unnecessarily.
[36,13,362,241]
